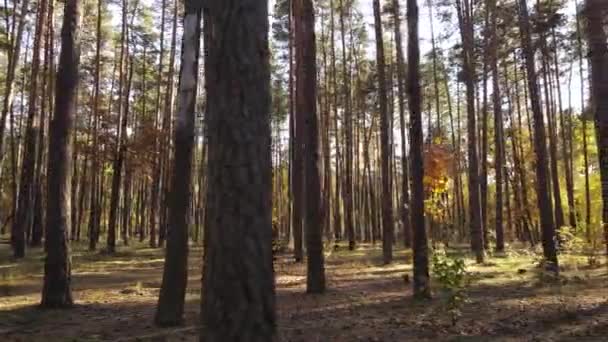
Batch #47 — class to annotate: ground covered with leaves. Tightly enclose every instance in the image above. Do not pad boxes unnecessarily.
[1,241,607,341]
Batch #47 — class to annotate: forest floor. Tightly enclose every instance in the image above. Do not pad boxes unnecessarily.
[0,240,607,341]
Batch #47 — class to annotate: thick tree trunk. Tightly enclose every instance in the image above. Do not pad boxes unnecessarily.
[584,0,608,255]
[41,0,80,309]
[201,1,276,340]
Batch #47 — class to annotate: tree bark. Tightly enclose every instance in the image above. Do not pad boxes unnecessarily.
[155,1,201,325]
[407,0,430,298]
[294,0,326,294]
[517,0,558,271]
[41,0,80,309]
[584,0,608,256]
[201,1,276,340]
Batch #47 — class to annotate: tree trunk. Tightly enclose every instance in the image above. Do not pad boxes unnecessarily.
[584,0,608,255]
[155,1,201,325]
[12,0,49,258]
[488,0,504,252]
[517,0,558,271]
[373,0,394,265]
[294,0,326,294]
[41,0,80,309]
[107,0,129,253]
[407,0,430,298]
[457,0,484,263]
[392,0,411,248]
[201,1,276,340]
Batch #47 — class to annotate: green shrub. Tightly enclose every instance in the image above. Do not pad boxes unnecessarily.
[431,248,469,326]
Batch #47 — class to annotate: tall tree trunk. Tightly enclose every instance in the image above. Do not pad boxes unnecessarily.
[392,0,411,248]
[158,0,179,248]
[107,0,129,253]
[291,0,304,261]
[0,0,31,184]
[41,0,80,309]
[155,1,201,325]
[517,0,558,271]
[373,0,394,264]
[575,0,592,239]
[12,0,48,258]
[457,0,484,262]
[584,0,608,255]
[407,0,430,298]
[201,1,275,340]
[294,0,326,294]
[488,0,504,252]
[339,0,355,251]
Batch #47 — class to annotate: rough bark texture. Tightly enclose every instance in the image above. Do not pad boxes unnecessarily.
[201,0,276,340]
[518,0,558,271]
[41,0,80,309]
[584,0,608,255]
[155,1,201,326]
[407,0,430,299]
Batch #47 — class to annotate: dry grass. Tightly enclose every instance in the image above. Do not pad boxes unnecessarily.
[1,241,607,341]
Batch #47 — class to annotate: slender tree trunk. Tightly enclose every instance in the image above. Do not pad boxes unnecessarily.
[457,0,484,262]
[518,0,558,271]
[107,0,129,253]
[0,0,31,184]
[407,0,430,298]
[294,0,326,293]
[155,1,201,325]
[488,0,504,252]
[12,0,49,258]
[373,0,394,264]
[392,0,411,248]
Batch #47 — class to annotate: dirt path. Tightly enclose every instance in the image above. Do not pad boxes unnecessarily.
[1,244,607,341]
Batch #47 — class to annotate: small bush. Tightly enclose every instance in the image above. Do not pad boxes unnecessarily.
[431,248,469,326]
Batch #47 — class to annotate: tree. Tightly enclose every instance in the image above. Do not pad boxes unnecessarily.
[391,0,411,248]
[201,0,276,340]
[487,0,504,252]
[517,0,558,271]
[41,0,80,309]
[584,0,608,255]
[456,0,484,263]
[407,0,430,299]
[155,0,201,326]
[12,0,48,258]
[373,0,394,265]
[107,0,129,253]
[294,0,326,293]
